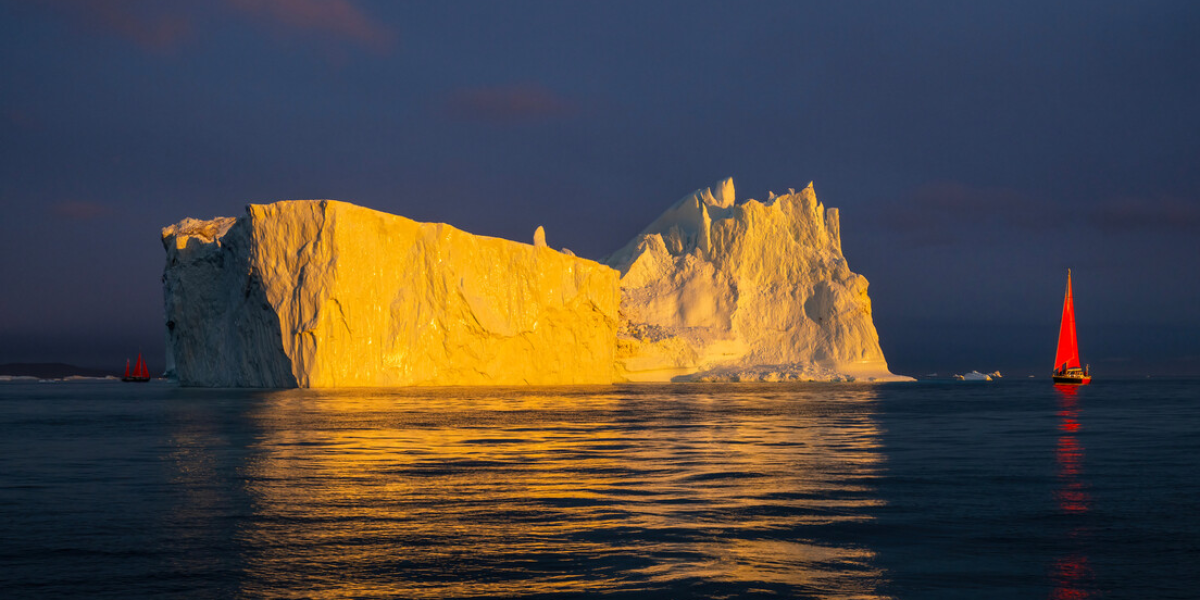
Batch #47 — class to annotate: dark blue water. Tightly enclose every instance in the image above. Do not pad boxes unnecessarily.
[1,379,1196,599]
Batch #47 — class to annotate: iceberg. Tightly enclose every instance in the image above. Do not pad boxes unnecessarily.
[956,371,992,381]
[162,200,619,387]
[607,178,908,382]
[162,178,908,387]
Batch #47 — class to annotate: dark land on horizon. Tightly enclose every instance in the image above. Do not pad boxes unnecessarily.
[0,363,118,379]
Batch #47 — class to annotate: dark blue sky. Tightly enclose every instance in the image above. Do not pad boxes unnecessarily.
[2,0,1198,377]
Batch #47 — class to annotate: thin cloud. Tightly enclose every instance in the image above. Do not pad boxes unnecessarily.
[5,108,41,131]
[224,0,393,52]
[880,181,1048,246]
[40,0,192,51]
[36,0,392,53]
[1089,196,1200,234]
[879,183,1200,247]
[444,84,576,123]
[51,201,112,221]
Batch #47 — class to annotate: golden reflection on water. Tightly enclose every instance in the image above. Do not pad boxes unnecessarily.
[230,385,890,598]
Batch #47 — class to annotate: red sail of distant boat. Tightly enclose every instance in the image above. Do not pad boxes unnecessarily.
[1052,270,1091,385]
[1054,273,1080,371]
[122,352,151,382]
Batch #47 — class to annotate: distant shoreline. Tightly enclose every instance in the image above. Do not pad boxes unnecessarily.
[0,363,116,379]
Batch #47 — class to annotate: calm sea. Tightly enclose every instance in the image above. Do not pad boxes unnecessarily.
[0,379,1196,599]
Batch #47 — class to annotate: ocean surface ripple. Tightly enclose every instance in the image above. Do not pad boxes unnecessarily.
[1,379,1197,599]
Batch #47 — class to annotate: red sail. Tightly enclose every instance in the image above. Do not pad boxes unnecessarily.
[124,359,131,378]
[1054,271,1081,372]
[135,353,147,379]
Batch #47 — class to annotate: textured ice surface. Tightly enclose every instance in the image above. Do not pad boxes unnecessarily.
[162,201,619,387]
[606,178,909,382]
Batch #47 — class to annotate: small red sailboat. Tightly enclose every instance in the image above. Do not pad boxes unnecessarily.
[1052,269,1091,385]
[122,352,152,383]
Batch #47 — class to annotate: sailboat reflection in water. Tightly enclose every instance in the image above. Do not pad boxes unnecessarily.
[1050,384,1095,599]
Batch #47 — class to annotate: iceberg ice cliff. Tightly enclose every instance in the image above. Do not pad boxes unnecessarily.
[606,178,908,382]
[162,200,619,387]
[162,179,907,387]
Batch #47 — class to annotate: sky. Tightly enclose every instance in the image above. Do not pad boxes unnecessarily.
[1,0,1198,377]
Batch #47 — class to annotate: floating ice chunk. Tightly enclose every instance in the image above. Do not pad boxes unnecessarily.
[957,371,992,381]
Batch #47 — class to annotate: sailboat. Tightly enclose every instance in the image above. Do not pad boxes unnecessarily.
[1052,269,1091,385]
[122,352,152,383]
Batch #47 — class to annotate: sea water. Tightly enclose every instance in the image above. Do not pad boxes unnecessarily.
[0,379,1196,599]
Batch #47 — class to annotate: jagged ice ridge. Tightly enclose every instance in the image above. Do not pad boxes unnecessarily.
[606,178,904,382]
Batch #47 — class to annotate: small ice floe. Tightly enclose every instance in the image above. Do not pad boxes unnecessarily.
[954,371,993,381]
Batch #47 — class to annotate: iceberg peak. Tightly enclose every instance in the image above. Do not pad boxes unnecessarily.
[606,178,741,271]
[706,176,736,208]
[607,179,906,382]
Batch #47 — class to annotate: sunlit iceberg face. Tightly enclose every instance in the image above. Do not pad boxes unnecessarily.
[162,200,619,388]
